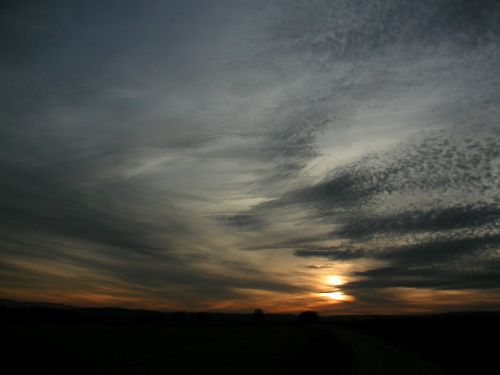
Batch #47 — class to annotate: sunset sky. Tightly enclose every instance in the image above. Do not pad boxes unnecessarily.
[1,0,499,314]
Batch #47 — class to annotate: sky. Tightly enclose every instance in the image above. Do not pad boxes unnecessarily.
[1,0,499,314]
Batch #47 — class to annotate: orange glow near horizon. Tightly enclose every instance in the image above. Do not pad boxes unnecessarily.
[5,280,500,315]
[3,285,500,314]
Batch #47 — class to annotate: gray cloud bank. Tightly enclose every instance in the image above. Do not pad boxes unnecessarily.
[1,0,499,311]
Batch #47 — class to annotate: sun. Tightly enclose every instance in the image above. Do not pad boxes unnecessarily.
[325,291,345,301]
[320,275,355,302]
[323,291,355,302]
[326,275,344,286]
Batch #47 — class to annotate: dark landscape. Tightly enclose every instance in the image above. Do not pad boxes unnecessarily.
[2,300,499,375]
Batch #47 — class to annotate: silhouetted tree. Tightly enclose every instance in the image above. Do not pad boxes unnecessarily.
[297,310,319,324]
[252,308,264,321]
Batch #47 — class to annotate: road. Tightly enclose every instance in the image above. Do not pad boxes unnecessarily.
[317,325,447,375]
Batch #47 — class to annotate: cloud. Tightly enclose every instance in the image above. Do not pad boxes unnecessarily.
[234,127,500,307]
[1,0,499,312]
[337,205,500,239]
[270,0,500,62]
[296,246,366,261]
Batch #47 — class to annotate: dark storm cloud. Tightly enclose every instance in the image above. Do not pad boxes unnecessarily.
[237,127,500,301]
[283,129,500,212]
[302,132,500,295]
[296,246,366,261]
[285,164,380,211]
[337,205,500,239]
[295,234,500,264]
[232,128,500,226]
[388,236,500,291]
[346,257,500,291]
[378,235,500,265]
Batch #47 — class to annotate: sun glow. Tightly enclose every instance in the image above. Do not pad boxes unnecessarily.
[320,274,355,302]
[326,275,344,286]
[323,291,355,302]
[325,291,344,300]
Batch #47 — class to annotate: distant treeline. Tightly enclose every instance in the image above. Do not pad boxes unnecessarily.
[0,305,298,326]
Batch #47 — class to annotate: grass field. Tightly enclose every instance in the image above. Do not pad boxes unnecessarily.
[3,307,499,375]
[2,324,348,375]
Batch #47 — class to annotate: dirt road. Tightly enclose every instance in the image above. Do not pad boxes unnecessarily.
[318,326,446,375]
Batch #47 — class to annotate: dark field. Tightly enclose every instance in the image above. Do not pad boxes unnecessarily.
[2,305,499,375]
[325,312,500,375]
[1,309,347,375]
[2,325,340,374]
